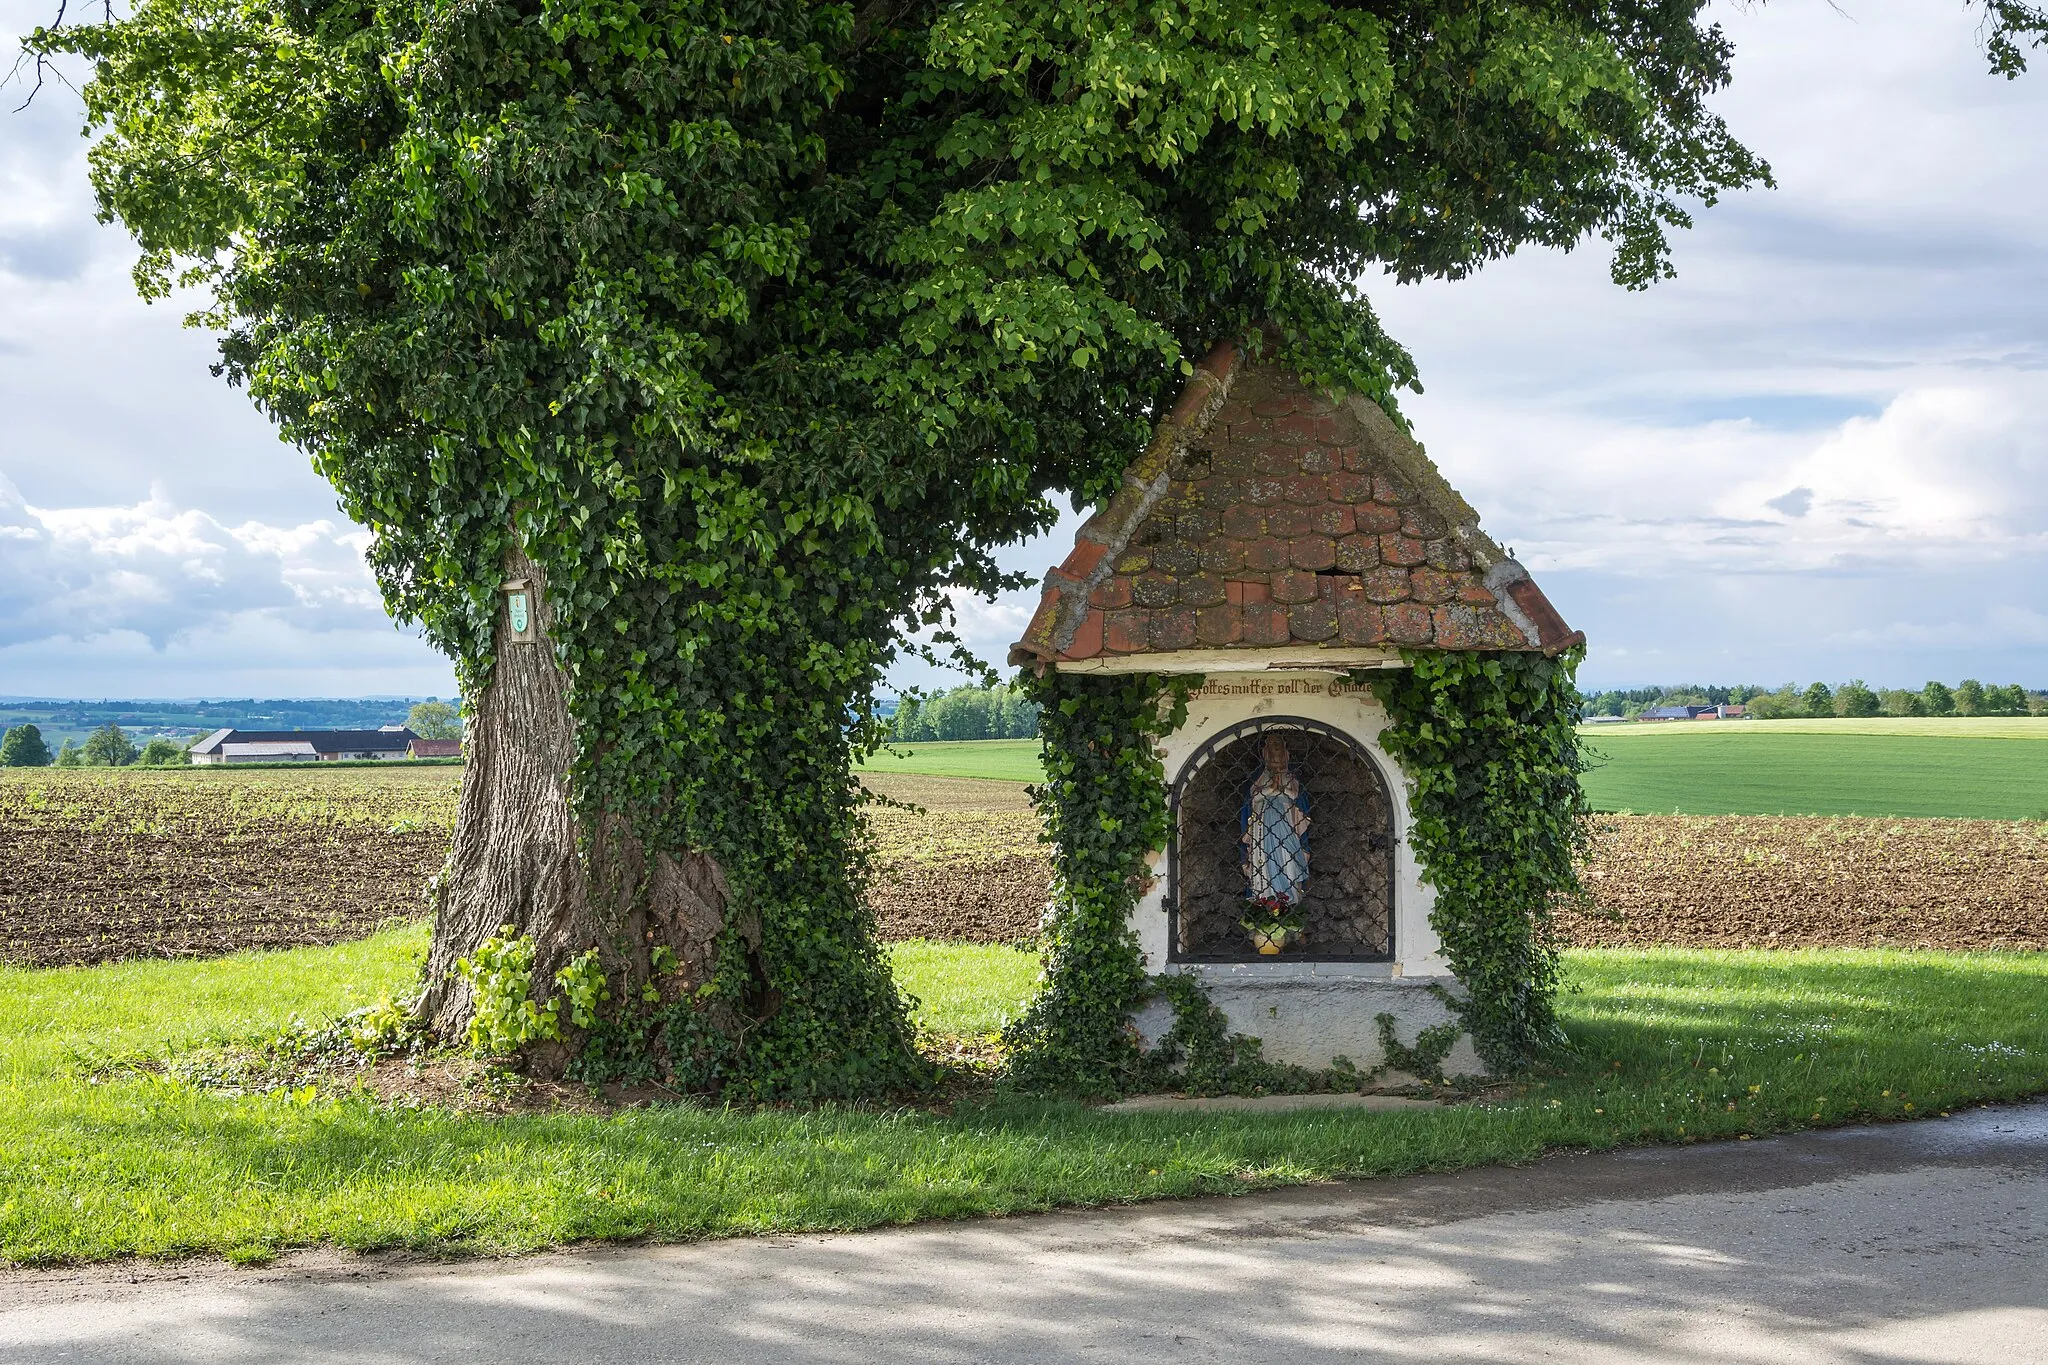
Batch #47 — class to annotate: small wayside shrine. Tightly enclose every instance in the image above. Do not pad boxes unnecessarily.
[1011,340,1581,1076]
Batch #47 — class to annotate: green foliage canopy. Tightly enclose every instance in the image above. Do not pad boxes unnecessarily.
[80,724,139,768]
[135,737,189,765]
[0,724,53,768]
[1836,679,1880,718]
[406,701,462,741]
[34,0,1800,712]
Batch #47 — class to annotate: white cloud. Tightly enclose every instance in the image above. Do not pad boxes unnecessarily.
[0,472,393,648]
[1426,380,2048,579]
[1368,1,2048,688]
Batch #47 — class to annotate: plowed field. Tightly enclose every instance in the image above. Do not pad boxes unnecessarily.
[865,775,1046,943]
[6,770,2045,966]
[860,777,2048,953]
[1566,814,2048,950]
[0,768,458,966]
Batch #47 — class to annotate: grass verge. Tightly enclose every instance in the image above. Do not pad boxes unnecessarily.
[2,931,2044,1265]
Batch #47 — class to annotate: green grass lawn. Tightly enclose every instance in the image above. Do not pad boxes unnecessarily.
[3,927,2045,1265]
[856,739,1043,783]
[1579,719,2048,818]
[890,940,1042,1035]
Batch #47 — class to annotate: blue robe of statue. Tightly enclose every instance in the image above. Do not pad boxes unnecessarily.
[1242,772,1310,904]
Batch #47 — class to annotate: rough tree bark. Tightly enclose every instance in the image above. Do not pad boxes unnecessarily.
[416,545,730,1072]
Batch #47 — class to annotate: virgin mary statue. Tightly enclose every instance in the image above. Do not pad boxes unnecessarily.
[1242,733,1311,903]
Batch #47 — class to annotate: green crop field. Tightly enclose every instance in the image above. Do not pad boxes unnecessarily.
[856,719,2048,820]
[1594,717,2048,739]
[1579,719,2048,819]
[857,738,1043,783]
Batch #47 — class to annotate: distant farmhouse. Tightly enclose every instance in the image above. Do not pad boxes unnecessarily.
[1638,704,1747,722]
[187,726,457,764]
[408,738,463,758]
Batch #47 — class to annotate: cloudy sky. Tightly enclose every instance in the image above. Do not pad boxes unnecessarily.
[2,1,2043,700]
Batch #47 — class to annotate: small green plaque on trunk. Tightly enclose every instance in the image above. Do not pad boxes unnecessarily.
[502,579,540,642]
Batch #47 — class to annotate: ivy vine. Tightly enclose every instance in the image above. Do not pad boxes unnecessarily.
[1363,649,1591,1072]
[452,927,562,1055]
[1002,670,1192,1095]
[1007,648,1585,1095]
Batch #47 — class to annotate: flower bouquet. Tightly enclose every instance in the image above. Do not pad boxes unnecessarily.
[1239,896,1305,955]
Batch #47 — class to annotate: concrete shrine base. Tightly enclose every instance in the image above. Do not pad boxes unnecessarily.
[1129,963,1485,1077]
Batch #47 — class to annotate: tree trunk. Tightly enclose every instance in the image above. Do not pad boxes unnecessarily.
[416,545,729,1072]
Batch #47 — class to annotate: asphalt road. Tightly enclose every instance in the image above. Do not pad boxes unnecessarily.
[4,1101,2044,1364]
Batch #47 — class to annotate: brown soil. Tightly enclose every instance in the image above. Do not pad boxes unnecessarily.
[9,770,2045,967]
[864,799,2048,953]
[0,822,449,966]
[860,773,1037,812]
[348,1055,685,1114]
[870,854,1051,944]
[1564,814,2048,951]
[861,776,1050,944]
[0,771,457,967]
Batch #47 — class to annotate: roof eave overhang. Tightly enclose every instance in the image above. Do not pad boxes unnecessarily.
[1050,645,1408,675]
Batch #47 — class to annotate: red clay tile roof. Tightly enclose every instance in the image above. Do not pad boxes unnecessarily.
[1011,341,1581,669]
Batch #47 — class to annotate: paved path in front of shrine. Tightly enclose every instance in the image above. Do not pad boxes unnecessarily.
[6,1099,2045,1363]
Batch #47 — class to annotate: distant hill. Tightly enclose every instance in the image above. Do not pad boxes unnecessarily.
[0,698,453,752]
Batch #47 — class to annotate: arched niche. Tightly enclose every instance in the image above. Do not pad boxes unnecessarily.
[1168,716,1397,963]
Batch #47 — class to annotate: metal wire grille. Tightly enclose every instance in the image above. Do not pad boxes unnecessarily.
[1170,719,1395,961]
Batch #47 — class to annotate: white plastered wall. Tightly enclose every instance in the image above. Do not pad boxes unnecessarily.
[1131,670,1449,979]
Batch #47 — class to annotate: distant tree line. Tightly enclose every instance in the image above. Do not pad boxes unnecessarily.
[1,698,443,729]
[886,685,1041,742]
[0,723,188,767]
[1580,681,2045,720]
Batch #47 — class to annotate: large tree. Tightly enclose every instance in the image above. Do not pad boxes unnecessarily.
[407,700,463,741]
[0,724,53,768]
[80,723,139,767]
[29,0,2043,1094]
